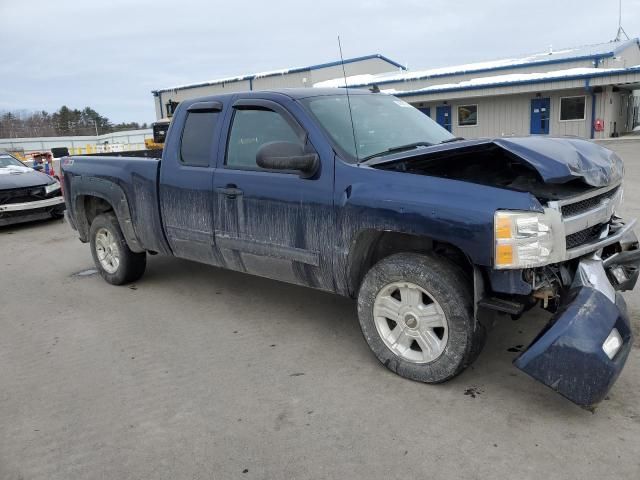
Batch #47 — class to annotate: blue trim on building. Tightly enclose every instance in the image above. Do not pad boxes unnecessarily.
[393,65,640,98]
[334,39,640,90]
[152,54,406,94]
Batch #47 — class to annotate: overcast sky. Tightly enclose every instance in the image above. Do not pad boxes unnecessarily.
[1,0,639,123]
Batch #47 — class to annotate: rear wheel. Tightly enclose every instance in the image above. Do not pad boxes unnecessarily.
[357,252,486,383]
[89,212,146,285]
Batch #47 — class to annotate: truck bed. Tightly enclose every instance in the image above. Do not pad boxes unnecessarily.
[62,155,168,254]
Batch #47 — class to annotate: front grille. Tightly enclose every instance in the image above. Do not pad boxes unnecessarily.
[561,186,619,218]
[0,185,47,205]
[566,224,606,249]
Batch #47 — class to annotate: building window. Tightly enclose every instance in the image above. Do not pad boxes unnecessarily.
[559,96,586,121]
[180,111,219,167]
[457,105,478,126]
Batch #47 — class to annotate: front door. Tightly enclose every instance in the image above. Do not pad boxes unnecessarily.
[212,98,335,291]
[530,98,551,134]
[436,105,452,132]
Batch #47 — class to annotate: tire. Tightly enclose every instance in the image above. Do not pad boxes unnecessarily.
[89,212,146,285]
[51,209,65,220]
[357,252,486,383]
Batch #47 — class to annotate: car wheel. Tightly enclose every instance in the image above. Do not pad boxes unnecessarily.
[357,252,486,383]
[89,212,146,285]
[50,210,65,220]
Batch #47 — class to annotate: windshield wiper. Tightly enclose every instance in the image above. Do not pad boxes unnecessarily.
[359,141,433,163]
[439,137,465,144]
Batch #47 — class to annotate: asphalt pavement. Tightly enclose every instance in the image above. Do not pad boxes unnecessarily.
[1,140,639,479]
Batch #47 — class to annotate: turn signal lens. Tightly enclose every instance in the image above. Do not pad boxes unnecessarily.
[496,244,513,265]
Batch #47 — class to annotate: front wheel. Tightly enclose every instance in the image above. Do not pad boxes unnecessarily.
[357,252,486,383]
[50,209,65,220]
[89,212,146,285]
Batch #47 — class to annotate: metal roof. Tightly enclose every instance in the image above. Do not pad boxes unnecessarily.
[391,64,640,98]
[153,54,406,94]
[314,38,640,89]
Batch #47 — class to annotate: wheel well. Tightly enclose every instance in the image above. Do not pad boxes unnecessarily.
[82,195,114,227]
[348,230,473,297]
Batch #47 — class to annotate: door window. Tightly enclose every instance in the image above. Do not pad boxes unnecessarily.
[180,111,219,166]
[226,109,302,170]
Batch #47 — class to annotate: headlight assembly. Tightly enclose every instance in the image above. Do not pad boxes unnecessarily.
[45,181,61,195]
[494,209,564,269]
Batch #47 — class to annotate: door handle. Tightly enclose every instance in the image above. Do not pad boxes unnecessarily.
[216,185,243,199]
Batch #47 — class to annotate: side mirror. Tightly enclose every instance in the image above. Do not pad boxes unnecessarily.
[256,141,319,178]
[34,164,44,171]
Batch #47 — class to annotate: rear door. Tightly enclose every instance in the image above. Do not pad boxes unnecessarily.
[159,100,224,265]
[212,97,335,290]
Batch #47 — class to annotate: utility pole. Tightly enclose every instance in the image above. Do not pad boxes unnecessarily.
[614,0,630,42]
[94,119,99,137]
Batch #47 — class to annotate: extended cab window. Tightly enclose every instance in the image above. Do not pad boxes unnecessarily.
[226,109,301,170]
[180,111,219,167]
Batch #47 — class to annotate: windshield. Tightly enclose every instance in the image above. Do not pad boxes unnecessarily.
[300,94,454,162]
[0,154,26,168]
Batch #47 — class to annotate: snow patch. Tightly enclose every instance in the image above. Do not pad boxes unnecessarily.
[394,66,636,94]
[314,38,638,89]
[0,165,33,175]
[317,65,640,96]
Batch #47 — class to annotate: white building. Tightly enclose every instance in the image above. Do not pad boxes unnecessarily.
[153,38,640,140]
[152,54,406,119]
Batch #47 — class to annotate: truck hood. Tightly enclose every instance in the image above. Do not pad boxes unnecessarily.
[491,136,623,187]
[367,136,623,188]
[0,166,52,189]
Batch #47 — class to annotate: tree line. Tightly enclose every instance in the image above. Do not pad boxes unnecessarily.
[0,106,148,138]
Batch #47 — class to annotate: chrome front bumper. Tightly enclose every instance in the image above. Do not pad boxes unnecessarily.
[565,217,637,260]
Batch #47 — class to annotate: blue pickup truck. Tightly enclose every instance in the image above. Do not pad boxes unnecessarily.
[62,88,639,407]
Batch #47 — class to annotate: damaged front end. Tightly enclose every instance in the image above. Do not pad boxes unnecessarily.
[486,219,639,407]
[513,250,637,407]
[370,135,638,406]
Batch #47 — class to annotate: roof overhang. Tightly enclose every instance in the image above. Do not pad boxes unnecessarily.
[392,66,640,102]
[315,38,640,90]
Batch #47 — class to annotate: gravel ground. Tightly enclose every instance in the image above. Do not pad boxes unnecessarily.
[1,141,639,479]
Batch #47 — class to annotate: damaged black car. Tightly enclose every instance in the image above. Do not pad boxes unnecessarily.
[0,152,65,227]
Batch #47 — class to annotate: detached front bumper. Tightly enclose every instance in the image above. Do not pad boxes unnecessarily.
[514,231,639,407]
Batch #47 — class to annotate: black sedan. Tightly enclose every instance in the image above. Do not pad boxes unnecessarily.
[0,153,65,227]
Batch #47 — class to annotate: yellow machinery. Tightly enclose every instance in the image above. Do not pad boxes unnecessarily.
[144,119,171,150]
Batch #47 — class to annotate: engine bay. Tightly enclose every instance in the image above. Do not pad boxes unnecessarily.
[372,143,595,201]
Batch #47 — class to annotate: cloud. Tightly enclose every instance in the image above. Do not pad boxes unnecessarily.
[2,0,638,122]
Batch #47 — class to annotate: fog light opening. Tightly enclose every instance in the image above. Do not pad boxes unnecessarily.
[602,328,623,360]
[611,266,627,285]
